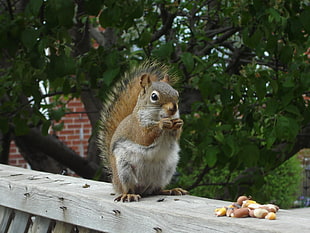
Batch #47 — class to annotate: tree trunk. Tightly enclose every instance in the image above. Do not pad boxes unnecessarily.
[0,132,11,164]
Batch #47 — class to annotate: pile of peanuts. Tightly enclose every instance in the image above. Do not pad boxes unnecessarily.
[214,196,279,220]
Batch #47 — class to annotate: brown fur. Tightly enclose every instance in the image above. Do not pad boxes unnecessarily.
[98,61,178,164]
[97,61,184,200]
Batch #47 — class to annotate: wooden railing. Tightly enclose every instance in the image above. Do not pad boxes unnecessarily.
[0,164,309,233]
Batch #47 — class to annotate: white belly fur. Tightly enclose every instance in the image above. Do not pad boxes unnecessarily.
[113,131,180,195]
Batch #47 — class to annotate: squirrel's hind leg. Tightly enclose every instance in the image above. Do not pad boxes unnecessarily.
[114,193,141,202]
[159,188,188,196]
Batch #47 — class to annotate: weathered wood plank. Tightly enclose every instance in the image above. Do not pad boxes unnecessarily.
[7,210,31,233]
[0,164,310,233]
[76,226,91,233]
[28,216,53,233]
[52,221,72,233]
[0,206,7,226]
[0,206,13,233]
[77,226,102,233]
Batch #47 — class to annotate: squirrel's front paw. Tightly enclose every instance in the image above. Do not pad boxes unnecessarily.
[171,118,183,129]
[159,118,183,130]
[114,193,141,202]
[159,118,173,129]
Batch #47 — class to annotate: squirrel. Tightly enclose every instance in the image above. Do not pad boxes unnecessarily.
[98,61,188,202]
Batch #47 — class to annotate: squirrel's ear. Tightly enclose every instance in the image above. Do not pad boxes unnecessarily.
[161,74,170,83]
[140,74,151,89]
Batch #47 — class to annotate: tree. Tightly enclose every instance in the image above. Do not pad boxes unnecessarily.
[0,0,309,199]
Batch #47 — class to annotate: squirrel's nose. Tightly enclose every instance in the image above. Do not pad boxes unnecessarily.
[164,102,178,116]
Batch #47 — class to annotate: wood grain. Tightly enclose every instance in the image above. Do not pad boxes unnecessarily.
[7,210,31,233]
[28,216,53,233]
[0,164,309,233]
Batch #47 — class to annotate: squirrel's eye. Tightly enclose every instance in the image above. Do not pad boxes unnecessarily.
[150,91,159,103]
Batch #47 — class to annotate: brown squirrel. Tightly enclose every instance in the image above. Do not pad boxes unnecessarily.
[98,62,188,202]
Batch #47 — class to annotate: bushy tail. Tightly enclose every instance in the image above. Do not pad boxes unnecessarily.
[97,61,177,166]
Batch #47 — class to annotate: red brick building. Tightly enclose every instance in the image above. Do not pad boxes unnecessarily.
[9,98,92,168]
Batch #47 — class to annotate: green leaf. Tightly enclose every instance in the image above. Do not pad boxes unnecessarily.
[50,108,65,121]
[245,29,263,49]
[269,79,278,94]
[282,76,295,88]
[99,6,121,28]
[103,67,120,86]
[21,28,40,50]
[29,50,45,69]
[131,3,144,19]
[25,0,43,16]
[300,72,310,89]
[287,17,304,42]
[138,31,152,47]
[181,52,195,72]
[205,146,219,167]
[266,34,278,54]
[268,8,281,23]
[13,117,29,136]
[41,120,51,136]
[152,42,174,59]
[266,130,276,149]
[0,117,9,134]
[254,78,266,99]
[84,0,104,15]
[226,136,238,157]
[45,0,74,28]
[214,131,224,143]
[240,144,259,167]
[279,46,293,64]
[198,75,213,99]
[52,122,64,131]
[105,50,120,68]
[285,105,300,116]
[48,54,76,78]
[281,90,294,106]
[275,116,299,140]
[300,6,310,33]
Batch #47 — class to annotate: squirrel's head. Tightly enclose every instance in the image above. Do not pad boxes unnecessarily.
[137,73,179,119]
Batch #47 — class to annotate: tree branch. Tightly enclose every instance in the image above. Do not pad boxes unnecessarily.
[6,0,14,19]
[274,123,310,162]
[14,128,110,181]
[225,45,253,75]
[80,90,102,129]
[187,164,212,190]
[150,4,176,43]
[195,27,240,56]
[205,26,235,38]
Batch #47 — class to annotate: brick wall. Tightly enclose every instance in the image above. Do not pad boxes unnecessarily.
[51,98,92,158]
[9,98,92,168]
[9,141,28,168]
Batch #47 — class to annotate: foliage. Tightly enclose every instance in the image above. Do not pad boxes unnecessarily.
[259,155,302,209]
[0,0,309,198]
[177,155,302,209]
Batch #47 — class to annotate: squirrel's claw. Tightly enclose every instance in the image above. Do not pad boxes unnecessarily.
[159,118,183,130]
[159,118,173,129]
[114,193,141,202]
[171,118,183,129]
[159,188,188,196]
